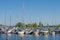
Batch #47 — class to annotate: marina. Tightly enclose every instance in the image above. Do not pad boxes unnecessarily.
[0,0,60,40]
[0,27,60,35]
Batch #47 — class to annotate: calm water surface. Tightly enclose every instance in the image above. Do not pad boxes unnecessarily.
[0,34,60,40]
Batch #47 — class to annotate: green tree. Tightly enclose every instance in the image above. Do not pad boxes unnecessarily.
[15,22,25,27]
[38,22,43,27]
[25,24,32,28]
[0,24,3,26]
[57,24,60,27]
[46,24,49,27]
[32,22,38,27]
[25,23,38,28]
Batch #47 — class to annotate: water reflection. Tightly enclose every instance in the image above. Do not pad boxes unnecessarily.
[34,34,39,37]
[18,34,25,37]
[35,35,39,40]
[0,34,60,40]
[52,35,55,40]
[44,34,49,40]
[8,34,11,37]
[0,34,3,40]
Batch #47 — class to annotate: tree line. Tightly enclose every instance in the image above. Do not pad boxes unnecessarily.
[15,22,60,28]
[0,22,60,28]
[15,22,43,28]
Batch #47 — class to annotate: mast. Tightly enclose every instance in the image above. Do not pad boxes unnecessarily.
[22,0,25,23]
[30,1,32,24]
[5,13,6,26]
[22,0,25,27]
[10,16,11,27]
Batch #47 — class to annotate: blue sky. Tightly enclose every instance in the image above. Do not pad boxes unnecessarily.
[0,0,60,26]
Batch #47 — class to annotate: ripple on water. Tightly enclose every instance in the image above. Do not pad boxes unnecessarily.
[0,34,60,40]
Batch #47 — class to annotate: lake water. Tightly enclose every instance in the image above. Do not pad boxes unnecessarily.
[0,34,60,40]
